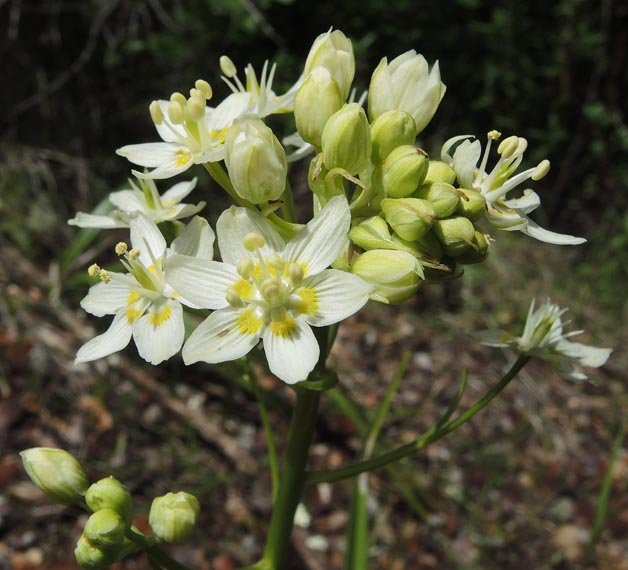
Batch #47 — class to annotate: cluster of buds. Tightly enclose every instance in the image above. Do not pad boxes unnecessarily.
[20,449,200,568]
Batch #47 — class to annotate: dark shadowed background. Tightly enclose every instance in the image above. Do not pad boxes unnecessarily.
[1,1,627,569]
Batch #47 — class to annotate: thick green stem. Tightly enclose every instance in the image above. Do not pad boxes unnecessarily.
[260,388,321,569]
[307,356,530,485]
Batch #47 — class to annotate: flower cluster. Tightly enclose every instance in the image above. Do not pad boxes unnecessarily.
[67,27,604,390]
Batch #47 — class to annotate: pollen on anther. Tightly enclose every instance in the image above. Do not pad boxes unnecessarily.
[88,263,101,277]
[115,242,128,255]
[129,249,140,259]
[487,130,502,141]
[99,269,111,283]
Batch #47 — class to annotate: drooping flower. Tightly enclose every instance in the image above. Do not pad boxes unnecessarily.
[368,50,446,135]
[75,214,215,365]
[441,132,585,244]
[68,177,204,229]
[165,196,372,384]
[116,83,249,179]
[477,299,611,381]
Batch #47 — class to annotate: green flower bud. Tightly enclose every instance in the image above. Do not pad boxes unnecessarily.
[85,477,133,525]
[84,509,126,549]
[413,181,460,219]
[370,110,416,164]
[381,197,435,241]
[225,117,287,204]
[20,448,89,504]
[433,217,476,257]
[349,216,393,251]
[457,230,490,265]
[377,145,428,198]
[351,249,424,304]
[321,103,371,175]
[456,188,486,221]
[295,67,344,148]
[424,160,456,185]
[74,535,117,569]
[409,230,443,260]
[304,29,355,99]
[149,492,200,543]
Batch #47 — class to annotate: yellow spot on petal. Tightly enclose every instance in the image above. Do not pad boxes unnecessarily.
[175,150,191,167]
[296,287,319,316]
[269,316,297,338]
[127,306,142,324]
[128,290,141,304]
[237,308,263,335]
[148,304,172,328]
[232,278,254,299]
[209,127,229,143]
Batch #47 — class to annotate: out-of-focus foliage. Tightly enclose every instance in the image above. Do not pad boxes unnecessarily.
[1,0,626,307]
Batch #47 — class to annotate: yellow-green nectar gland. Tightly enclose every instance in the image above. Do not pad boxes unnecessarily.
[227,236,319,336]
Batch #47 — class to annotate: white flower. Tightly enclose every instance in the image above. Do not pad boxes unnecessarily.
[75,214,215,365]
[219,55,299,117]
[478,299,611,381]
[441,132,585,245]
[116,90,250,180]
[165,196,372,384]
[68,177,204,229]
[368,50,446,135]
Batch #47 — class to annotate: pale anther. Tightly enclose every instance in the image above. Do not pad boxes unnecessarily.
[531,159,551,181]
[226,288,244,308]
[498,136,519,158]
[266,253,284,269]
[129,249,140,259]
[88,263,101,277]
[288,263,304,285]
[487,129,502,140]
[187,97,205,121]
[170,92,187,106]
[219,55,237,78]
[237,257,254,279]
[243,233,265,251]
[99,269,111,283]
[261,280,280,300]
[167,101,185,125]
[115,242,128,255]
[149,101,164,125]
[194,79,212,100]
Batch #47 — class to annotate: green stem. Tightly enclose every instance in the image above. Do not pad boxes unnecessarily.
[126,528,192,570]
[260,388,321,569]
[203,162,253,208]
[306,355,530,485]
[280,180,297,223]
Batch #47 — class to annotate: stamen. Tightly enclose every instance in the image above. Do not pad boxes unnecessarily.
[99,269,111,283]
[261,279,280,301]
[115,242,128,256]
[194,79,212,100]
[487,130,502,141]
[531,159,550,181]
[149,101,164,125]
[288,263,303,285]
[220,55,237,78]
[129,249,140,259]
[170,92,187,106]
[266,253,284,270]
[237,257,254,279]
[498,136,519,158]
[88,263,101,277]
[187,96,205,121]
[167,100,185,125]
[243,233,266,252]
[226,288,244,308]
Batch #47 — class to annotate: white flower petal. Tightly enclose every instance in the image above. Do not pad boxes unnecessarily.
[302,269,371,326]
[74,310,133,364]
[522,218,586,245]
[80,280,131,316]
[216,206,285,265]
[161,178,197,204]
[131,158,192,180]
[262,319,319,384]
[108,190,146,213]
[283,195,350,276]
[164,255,236,309]
[556,340,612,368]
[116,142,180,168]
[452,139,481,189]
[132,300,184,365]
[130,213,167,264]
[170,216,215,259]
[67,212,126,229]
[441,135,475,165]
[158,201,206,223]
[475,329,513,347]
[503,189,541,214]
[182,308,260,365]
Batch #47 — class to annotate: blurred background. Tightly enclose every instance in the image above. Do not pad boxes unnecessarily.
[1,1,627,569]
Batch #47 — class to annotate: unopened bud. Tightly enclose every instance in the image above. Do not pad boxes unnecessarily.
[20,448,89,505]
[456,188,486,221]
[85,477,133,525]
[424,160,456,185]
[411,230,443,260]
[295,67,343,147]
[376,145,429,198]
[84,509,126,549]
[381,198,435,241]
[149,491,200,543]
[457,230,490,265]
[303,29,355,99]
[433,217,477,257]
[352,249,424,304]
[349,216,393,251]
[74,535,117,569]
[370,110,417,164]
[321,103,371,175]
[225,117,287,204]
[413,181,460,219]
